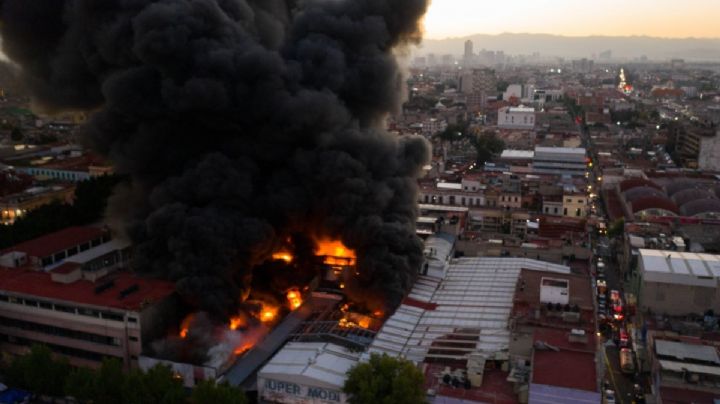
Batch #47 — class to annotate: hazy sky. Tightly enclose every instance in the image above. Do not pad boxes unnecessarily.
[424,0,720,39]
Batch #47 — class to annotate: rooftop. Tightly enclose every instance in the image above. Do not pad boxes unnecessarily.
[365,257,570,363]
[532,350,597,392]
[639,249,720,287]
[258,341,361,390]
[501,150,535,159]
[3,226,107,258]
[534,147,586,155]
[0,268,175,311]
[655,339,720,365]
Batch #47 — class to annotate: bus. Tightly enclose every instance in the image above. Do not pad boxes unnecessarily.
[620,348,635,374]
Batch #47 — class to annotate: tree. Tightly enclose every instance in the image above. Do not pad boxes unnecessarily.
[65,367,98,402]
[343,353,425,404]
[5,344,70,397]
[191,380,248,404]
[434,123,467,142]
[469,131,505,165]
[94,358,125,404]
[608,218,625,238]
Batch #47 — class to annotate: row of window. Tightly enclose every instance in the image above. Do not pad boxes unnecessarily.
[40,236,107,267]
[0,315,120,346]
[543,206,584,216]
[29,169,87,182]
[0,294,134,323]
[0,333,124,363]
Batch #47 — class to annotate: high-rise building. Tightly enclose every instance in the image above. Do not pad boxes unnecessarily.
[463,40,475,66]
[459,68,496,110]
[464,40,474,58]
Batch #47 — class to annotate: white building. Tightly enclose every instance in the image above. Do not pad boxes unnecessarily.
[698,130,720,172]
[257,342,360,404]
[498,106,535,130]
[637,249,720,315]
[532,147,587,176]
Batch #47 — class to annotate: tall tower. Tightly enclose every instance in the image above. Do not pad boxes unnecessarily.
[464,40,474,59]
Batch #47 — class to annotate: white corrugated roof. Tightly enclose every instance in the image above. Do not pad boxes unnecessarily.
[365,257,570,363]
[639,249,720,287]
[655,340,720,364]
[659,360,720,376]
[501,150,535,159]
[258,342,361,389]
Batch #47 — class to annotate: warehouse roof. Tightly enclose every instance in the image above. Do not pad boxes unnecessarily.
[258,342,360,390]
[639,249,720,287]
[365,257,570,363]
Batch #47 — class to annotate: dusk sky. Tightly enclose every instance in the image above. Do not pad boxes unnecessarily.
[424,0,720,39]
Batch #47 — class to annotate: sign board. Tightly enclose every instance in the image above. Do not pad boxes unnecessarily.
[258,378,347,404]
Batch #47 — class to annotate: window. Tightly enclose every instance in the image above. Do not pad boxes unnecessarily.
[129,336,139,342]
[576,209,582,217]
[554,207,558,214]
[54,304,75,314]
[127,317,138,323]
[566,198,572,203]
[563,208,568,215]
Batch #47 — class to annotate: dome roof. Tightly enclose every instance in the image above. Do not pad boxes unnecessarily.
[623,186,666,204]
[631,196,679,215]
[665,179,704,197]
[619,178,661,193]
[673,188,715,208]
[680,199,720,217]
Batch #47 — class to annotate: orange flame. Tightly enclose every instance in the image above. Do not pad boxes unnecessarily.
[316,239,356,266]
[286,288,303,310]
[179,314,194,338]
[229,315,247,331]
[272,251,293,263]
[257,302,278,324]
[234,343,254,356]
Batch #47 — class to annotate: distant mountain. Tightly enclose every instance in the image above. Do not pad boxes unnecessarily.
[417,33,720,61]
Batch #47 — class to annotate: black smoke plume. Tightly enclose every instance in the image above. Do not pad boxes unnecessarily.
[0,0,430,319]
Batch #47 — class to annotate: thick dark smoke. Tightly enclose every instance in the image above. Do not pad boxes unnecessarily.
[0,0,430,318]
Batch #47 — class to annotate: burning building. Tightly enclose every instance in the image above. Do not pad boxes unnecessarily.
[0,0,431,370]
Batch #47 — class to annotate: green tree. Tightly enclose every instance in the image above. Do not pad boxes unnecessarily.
[470,131,505,165]
[7,344,70,397]
[140,364,186,404]
[607,218,625,238]
[191,380,248,404]
[94,358,125,404]
[65,367,98,402]
[343,353,425,404]
[434,123,467,142]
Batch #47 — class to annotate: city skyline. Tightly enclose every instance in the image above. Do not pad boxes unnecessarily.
[424,0,720,40]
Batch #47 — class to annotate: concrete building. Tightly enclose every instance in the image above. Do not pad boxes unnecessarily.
[498,106,535,130]
[0,268,176,370]
[0,226,112,270]
[563,193,588,218]
[647,338,720,403]
[636,249,720,316]
[0,184,75,225]
[533,147,587,176]
[698,130,720,172]
[459,68,496,109]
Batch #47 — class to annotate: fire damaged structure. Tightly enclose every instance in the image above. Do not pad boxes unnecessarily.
[0,0,434,382]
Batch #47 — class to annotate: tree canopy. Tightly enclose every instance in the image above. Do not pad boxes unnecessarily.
[343,353,426,404]
[1,344,247,404]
